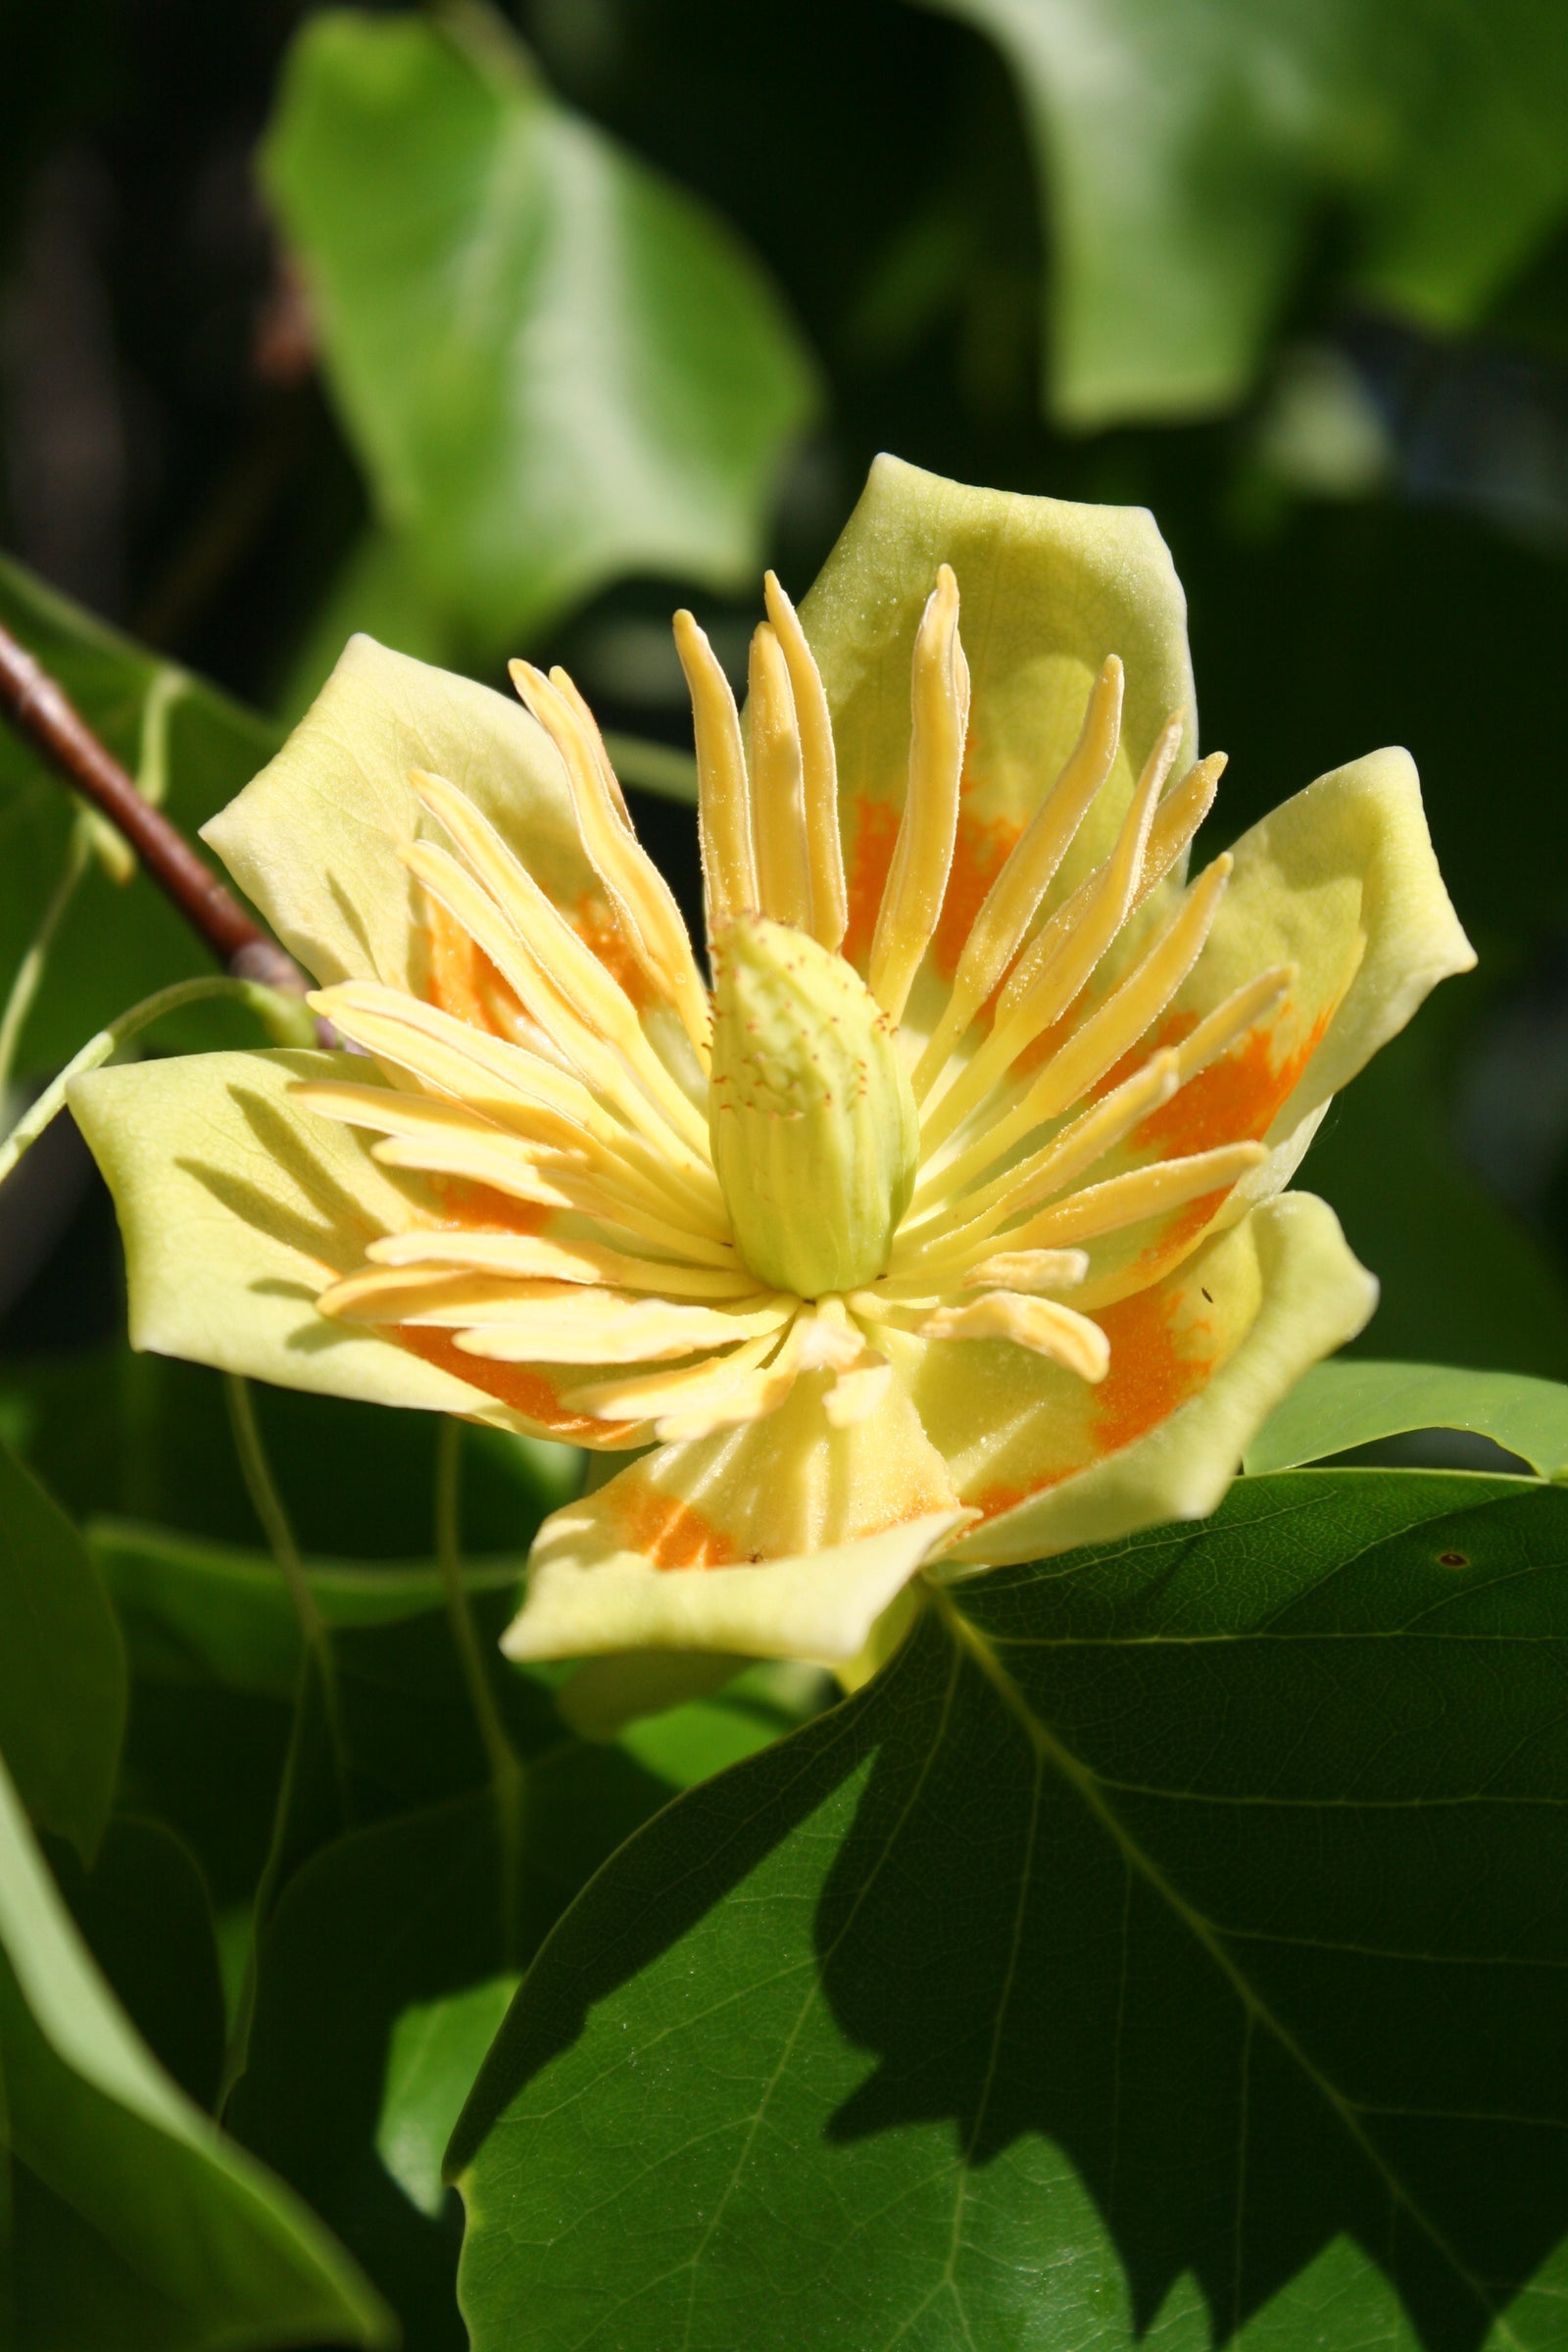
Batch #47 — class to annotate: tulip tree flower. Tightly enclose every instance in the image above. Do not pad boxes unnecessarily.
[74,458,1472,1702]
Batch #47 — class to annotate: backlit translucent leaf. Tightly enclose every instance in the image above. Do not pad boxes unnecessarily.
[928,0,1568,424]
[265,7,820,653]
[1246,1360,1568,1478]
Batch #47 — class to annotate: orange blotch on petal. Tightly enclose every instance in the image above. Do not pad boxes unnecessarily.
[931,797,1018,983]
[422,898,526,1039]
[570,891,657,1009]
[397,1326,641,1445]
[1089,1278,1215,1460]
[1132,1008,1331,1157]
[609,1480,740,1572]
[841,798,898,974]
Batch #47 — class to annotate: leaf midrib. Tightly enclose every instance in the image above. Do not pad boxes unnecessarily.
[931,1585,1522,2350]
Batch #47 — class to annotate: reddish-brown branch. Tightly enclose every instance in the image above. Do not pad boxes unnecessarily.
[0,616,306,995]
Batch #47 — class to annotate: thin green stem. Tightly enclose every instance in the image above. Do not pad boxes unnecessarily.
[225,1373,350,1815]
[0,827,89,1097]
[435,1416,524,1961]
[0,972,306,1189]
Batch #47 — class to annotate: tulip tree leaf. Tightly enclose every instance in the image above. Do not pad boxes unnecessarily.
[0,1435,123,1862]
[927,0,1568,425]
[452,1468,1568,2352]
[1246,1361,1568,1479]
[265,6,820,655]
[0,1745,391,2350]
[0,555,276,1076]
[229,1747,683,2347]
[93,1518,521,1705]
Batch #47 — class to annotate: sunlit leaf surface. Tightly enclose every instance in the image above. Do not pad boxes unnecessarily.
[454,1470,1568,2351]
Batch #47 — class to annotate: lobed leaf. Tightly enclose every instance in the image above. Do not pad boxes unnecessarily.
[453,1468,1568,2351]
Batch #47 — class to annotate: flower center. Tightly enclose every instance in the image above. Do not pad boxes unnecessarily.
[709,913,918,1298]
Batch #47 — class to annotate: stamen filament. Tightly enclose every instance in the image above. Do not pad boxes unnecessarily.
[918,1291,1110,1382]
[674,610,758,937]
[512,660,711,1062]
[868,564,968,1023]
[912,655,1123,1100]
[918,710,1182,1154]
[763,571,846,951]
[364,1227,758,1299]
[748,623,813,933]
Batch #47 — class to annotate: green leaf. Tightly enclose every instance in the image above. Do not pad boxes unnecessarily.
[375,1972,518,2220]
[230,1744,680,2346]
[265,5,819,654]
[0,1745,390,2349]
[929,0,1568,425]
[453,1469,1568,2350]
[94,1517,520,1704]
[0,556,276,1077]
[45,1817,225,2113]
[1247,1361,1568,1478]
[0,1434,123,1861]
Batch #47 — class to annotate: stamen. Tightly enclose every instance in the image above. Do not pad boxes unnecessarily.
[985,1139,1266,1255]
[918,1293,1110,1383]
[961,1248,1090,1293]
[747,623,813,933]
[918,710,1181,1154]
[911,655,1124,1100]
[763,571,846,952]
[650,1318,809,1440]
[905,1047,1180,1241]
[404,836,712,1164]
[673,610,758,937]
[511,660,711,1061]
[1011,854,1233,1132]
[1170,964,1297,1087]
[564,1328,784,1427]
[412,772,708,1141]
[367,1132,740,1265]
[989,738,1216,1038]
[868,564,969,1023]
[908,958,1292,1230]
[363,1227,758,1299]
[310,983,727,1223]
[454,1291,793,1364]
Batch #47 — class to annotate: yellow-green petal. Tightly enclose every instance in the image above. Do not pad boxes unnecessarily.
[505,1373,967,1663]
[202,634,594,994]
[801,454,1196,995]
[936,1191,1377,1567]
[70,1048,529,1423]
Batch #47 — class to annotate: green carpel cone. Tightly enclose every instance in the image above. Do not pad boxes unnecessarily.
[709,914,917,1298]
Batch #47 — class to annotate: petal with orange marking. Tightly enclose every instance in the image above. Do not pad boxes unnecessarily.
[68,1047,571,1433]
[504,1372,967,1663]
[802,455,1195,1004]
[1155,747,1474,1157]
[919,1192,1375,1569]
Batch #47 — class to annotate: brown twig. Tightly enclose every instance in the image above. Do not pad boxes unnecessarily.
[0,615,307,995]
